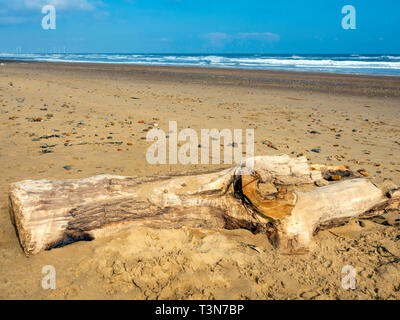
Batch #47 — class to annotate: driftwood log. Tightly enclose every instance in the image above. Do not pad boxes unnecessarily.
[9,155,400,256]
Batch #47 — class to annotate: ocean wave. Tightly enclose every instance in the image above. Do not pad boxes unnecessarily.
[1,53,400,76]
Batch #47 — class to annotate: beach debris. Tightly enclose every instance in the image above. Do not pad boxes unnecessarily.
[241,243,262,253]
[9,154,400,256]
[315,179,330,187]
[41,149,54,154]
[311,148,321,153]
[311,164,352,182]
[63,141,124,147]
[40,144,57,154]
[103,141,123,145]
[32,134,60,141]
[40,144,57,148]
[309,130,320,135]
[262,140,278,150]
[29,117,43,122]
[358,169,370,177]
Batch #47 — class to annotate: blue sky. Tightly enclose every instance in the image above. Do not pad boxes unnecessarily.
[0,0,399,54]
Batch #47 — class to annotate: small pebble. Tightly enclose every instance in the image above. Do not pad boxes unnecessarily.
[358,169,370,177]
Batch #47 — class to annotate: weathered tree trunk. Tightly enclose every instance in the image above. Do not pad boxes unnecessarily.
[9,155,399,256]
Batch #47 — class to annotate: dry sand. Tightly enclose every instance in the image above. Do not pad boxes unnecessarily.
[0,61,400,299]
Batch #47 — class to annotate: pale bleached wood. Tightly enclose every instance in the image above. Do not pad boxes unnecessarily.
[9,155,399,256]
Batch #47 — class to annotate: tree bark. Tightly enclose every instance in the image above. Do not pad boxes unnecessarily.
[9,155,399,256]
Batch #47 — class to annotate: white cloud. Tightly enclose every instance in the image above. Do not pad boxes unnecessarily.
[26,0,94,10]
[236,32,280,42]
[0,16,28,24]
[0,0,96,24]
[204,32,229,41]
[0,0,95,12]
[204,32,280,43]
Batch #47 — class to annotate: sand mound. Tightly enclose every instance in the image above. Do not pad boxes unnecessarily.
[40,217,400,300]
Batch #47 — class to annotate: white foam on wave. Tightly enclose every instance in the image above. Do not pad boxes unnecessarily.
[1,53,400,75]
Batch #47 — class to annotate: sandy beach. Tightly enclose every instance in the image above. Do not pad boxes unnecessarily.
[1,61,400,299]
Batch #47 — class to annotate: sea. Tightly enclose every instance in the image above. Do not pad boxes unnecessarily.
[1,53,400,76]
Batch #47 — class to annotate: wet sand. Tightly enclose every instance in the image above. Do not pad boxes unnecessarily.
[0,61,400,299]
